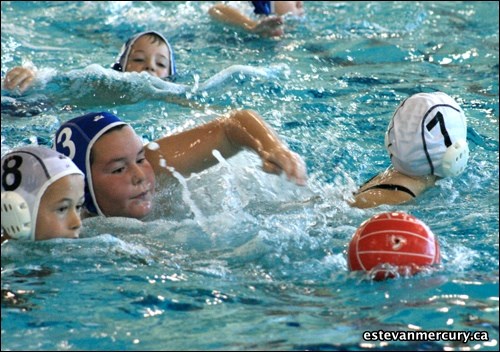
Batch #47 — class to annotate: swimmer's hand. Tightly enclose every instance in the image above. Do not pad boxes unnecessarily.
[3,67,35,93]
[251,16,284,37]
[209,4,284,38]
[260,146,307,186]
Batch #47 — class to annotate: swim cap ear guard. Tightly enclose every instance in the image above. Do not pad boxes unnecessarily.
[1,146,83,241]
[385,92,469,178]
[1,191,32,240]
[440,139,469,177]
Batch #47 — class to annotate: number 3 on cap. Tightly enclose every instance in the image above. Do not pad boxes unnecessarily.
[57,127,76,160]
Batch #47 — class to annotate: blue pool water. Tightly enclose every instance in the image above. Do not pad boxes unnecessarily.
[1,1,498,350]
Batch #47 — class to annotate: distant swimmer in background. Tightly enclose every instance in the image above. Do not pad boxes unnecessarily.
[2,31,176,93]
[1,146,84,243]
[350,92,469,209]
[209,1,304,37]
[2,31,288,109]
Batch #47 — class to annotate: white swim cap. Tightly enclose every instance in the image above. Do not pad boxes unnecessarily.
[1,146,83,241]
[385,92,469,178]
[111,31,176,77]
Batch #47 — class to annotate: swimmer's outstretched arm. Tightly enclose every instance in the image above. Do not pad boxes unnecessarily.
[208,3,284,37]
[145,109,307,185]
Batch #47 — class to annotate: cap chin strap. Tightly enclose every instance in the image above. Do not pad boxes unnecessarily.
[1,192,33,241]
[438,139,469,177]
[384,131,389,150]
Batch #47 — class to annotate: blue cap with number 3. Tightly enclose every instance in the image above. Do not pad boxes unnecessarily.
[1,146,83,240]
[54,112,127,215]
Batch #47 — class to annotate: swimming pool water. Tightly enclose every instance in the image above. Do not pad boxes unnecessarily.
[1,1,499,351]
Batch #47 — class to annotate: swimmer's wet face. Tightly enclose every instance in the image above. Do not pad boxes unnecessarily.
[125,34,172,79]
[90,125,156,219]
[35,174,85,240]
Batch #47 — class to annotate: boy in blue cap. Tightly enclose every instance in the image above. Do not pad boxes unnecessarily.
[54,109,307,219]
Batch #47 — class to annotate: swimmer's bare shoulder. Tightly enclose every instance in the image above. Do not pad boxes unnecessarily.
[349,168,437,209]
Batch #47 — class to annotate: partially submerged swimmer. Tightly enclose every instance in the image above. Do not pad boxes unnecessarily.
[111,31,176,79]
[2,31,286,110]
[1,146,84,243]
[350,92,469,209]
[209,1,304,37]
[3,31,175,93]
[54,110,307,219]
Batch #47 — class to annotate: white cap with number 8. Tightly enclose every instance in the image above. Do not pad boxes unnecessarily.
[1,146,83,240]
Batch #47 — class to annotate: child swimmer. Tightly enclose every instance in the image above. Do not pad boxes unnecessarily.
[1,146,85,242]
[54,109,307,219]
[350,92,469,208]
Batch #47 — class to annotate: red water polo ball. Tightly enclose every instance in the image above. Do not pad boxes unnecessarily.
[348,212,440,280]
